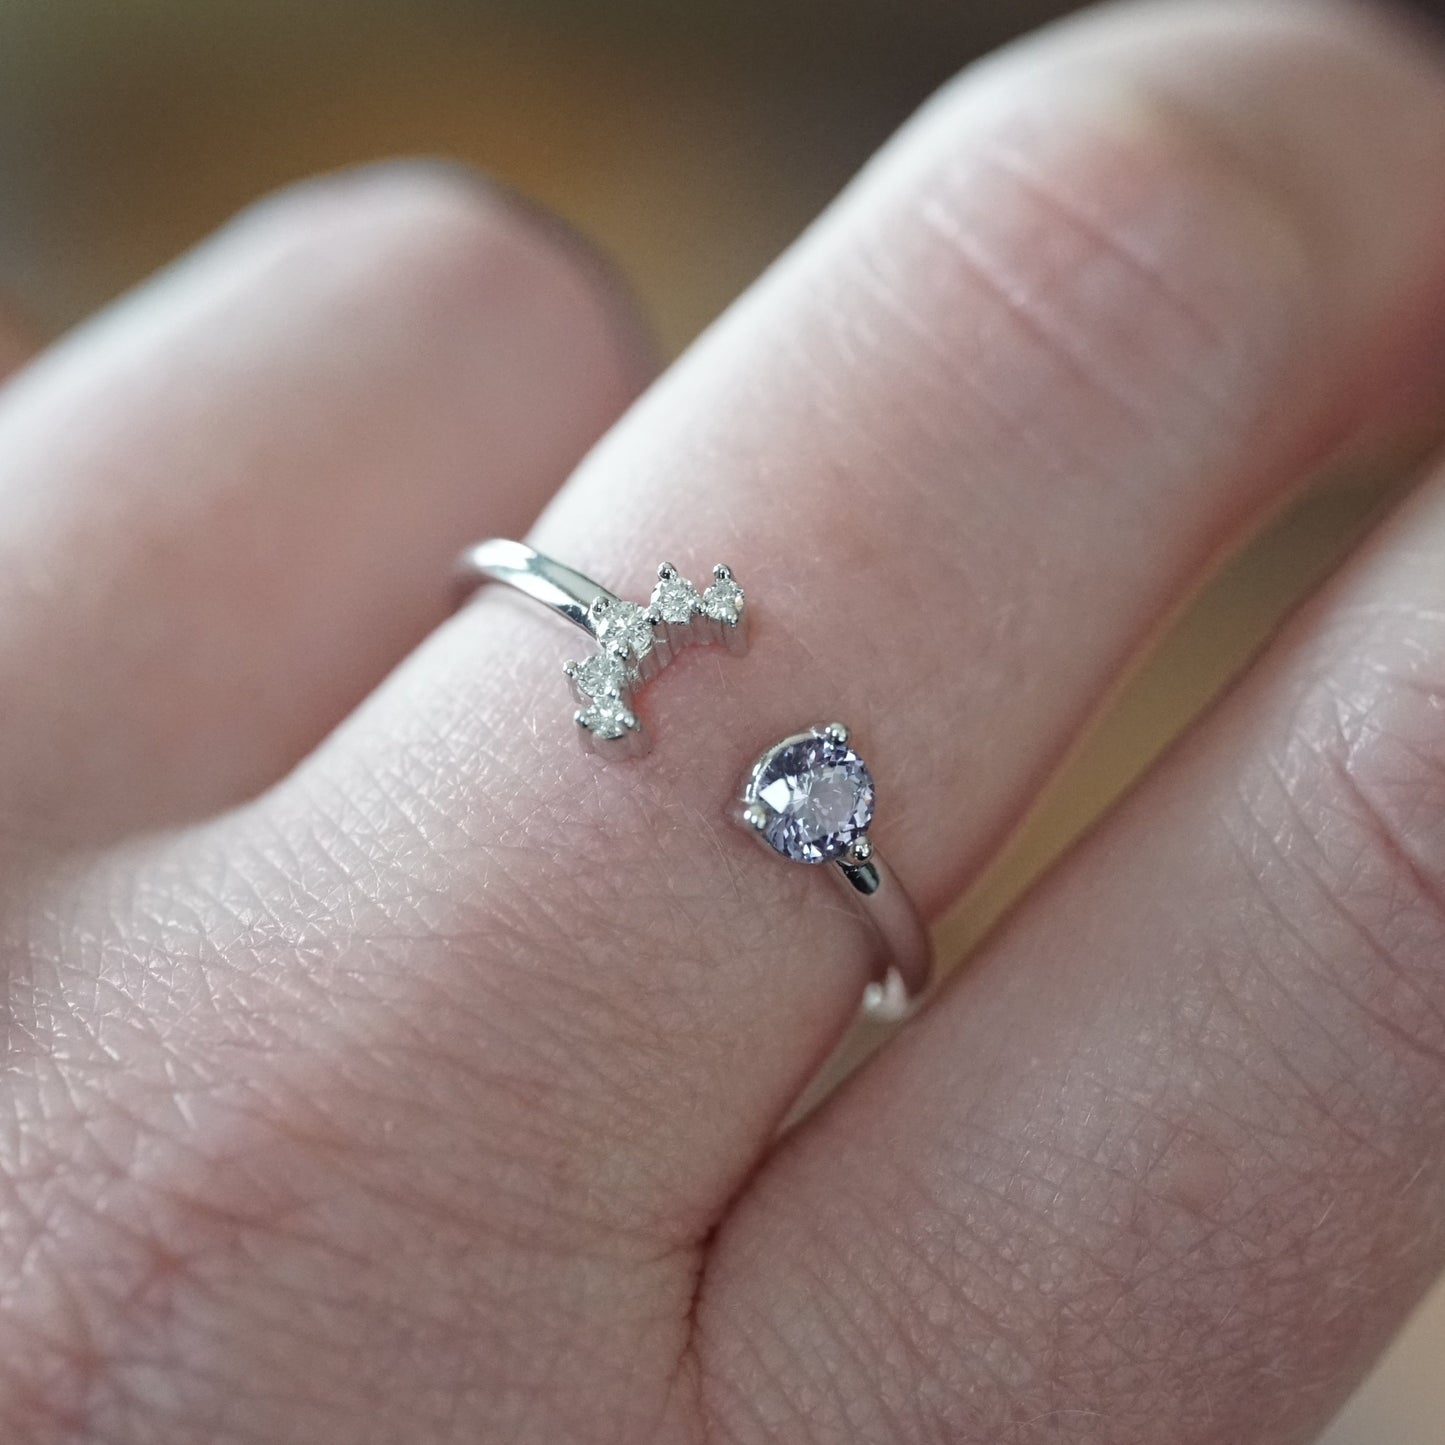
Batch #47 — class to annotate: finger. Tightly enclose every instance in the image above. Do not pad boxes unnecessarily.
[25,3,1445,1436]
[0,163,651,848]
[698,422,1445,1445]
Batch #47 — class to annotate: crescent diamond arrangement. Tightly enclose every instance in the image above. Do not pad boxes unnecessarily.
[564,562,747,753]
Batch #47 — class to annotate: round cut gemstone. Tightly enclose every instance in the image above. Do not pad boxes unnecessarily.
[578,696,634,741]
[651,573,701,625]
[570,648,628,699]
[750,735,874,864]
[595,600,654,658]
[702,575,745,625]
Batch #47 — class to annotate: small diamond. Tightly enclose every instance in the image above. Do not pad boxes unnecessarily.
[577,696,636,741]
[595,600,654,658]
[748,734,874,864]
[702,574,745,625]
[651,571,701,625]
[569,648,628,699]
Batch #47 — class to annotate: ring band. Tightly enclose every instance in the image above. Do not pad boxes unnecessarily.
[737,722,932,1021]
[456,538,747,756]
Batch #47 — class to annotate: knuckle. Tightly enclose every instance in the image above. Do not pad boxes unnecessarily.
[707,1085,1361,1445]
[1227,613,1445,1086]
[0,1042,327,1443]
[706,1138,1171,1444]
[1,1041,692,1444]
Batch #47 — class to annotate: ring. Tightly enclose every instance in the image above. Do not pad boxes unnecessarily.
[458,543,929,1019]
[456,538,747,756]
[737,723,932,1021]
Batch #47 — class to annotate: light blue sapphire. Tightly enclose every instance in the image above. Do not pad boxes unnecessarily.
[754,736,875,864]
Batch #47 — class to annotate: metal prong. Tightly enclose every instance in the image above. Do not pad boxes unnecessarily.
[658,562,679,581]
[563,660,579,679]
[713,562,733,582]
[742,803,770,833]
[822,721,850,745]
[844,835,874,866]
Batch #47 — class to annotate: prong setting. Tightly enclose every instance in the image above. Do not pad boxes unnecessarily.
[736,724,875,865]
[743,803,770,833]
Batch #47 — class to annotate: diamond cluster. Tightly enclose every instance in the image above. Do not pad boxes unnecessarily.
[565,563,746,747]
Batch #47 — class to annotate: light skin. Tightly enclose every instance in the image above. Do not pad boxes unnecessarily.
[5,0,1445,1440]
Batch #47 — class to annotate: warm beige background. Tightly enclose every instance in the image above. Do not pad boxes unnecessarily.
[0,3,1441,1439]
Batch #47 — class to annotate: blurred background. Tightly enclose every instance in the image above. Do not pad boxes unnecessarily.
[1,1,1444,1440]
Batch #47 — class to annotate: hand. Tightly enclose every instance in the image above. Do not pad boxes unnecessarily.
[6,3,1445,1441]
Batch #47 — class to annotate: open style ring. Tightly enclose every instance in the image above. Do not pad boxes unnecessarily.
[737,723,933,1022]
[457,542,930,1020]
[456,538,747,757]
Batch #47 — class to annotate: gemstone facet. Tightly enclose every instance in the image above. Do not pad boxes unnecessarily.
[650,567,702,625]
[595,599,655,659]
[577,696,636,741]
[701,572,745,624]
[745,732,875,864]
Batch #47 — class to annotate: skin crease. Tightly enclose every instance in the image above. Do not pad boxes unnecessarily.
[9,1,1445,1442]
